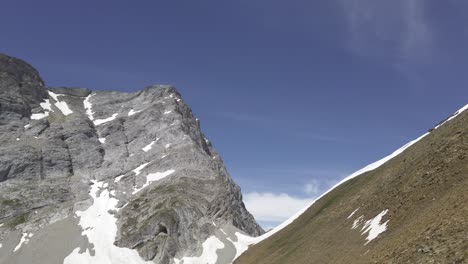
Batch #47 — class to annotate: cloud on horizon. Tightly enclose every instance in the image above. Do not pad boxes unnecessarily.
[242,175,344,227]
[243,192,314,223]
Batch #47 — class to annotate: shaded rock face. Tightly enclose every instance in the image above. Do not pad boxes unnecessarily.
[0,54,47,122]
[0,54,263,264]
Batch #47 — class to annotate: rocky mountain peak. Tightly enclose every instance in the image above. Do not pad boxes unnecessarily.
[0,54,263,264]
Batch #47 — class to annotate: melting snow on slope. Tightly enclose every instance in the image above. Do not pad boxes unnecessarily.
[132,162,150,176]
[94,113,118,126]
[83,94,95,120]
[128,109,142,116]
[225,231,259,260]
[132,169,175,194]
[114,175,125,183]
[63,181,152,264]
[47,91,60,101]
[352,216,364,229]
[31,99,52,120]
[13,232,33,252]
[142,138,159,152]
[40,99,52,112]
[351,209,389,245]
[48,91,73,116]
[347,207,360,219]
[173,236,225,264]
[31,112,49,120]
[55,101,73,115]
[147,170,175,182]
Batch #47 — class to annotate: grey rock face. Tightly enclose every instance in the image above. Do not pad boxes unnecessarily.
[0,54,263,264]
[48,87,92,97]
[0,54,46,122]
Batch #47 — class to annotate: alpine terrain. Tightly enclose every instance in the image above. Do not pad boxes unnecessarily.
[234,105,468,263]
[1,53,466,264]
[0,53,264,264]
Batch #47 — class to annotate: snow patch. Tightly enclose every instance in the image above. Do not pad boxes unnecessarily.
[173,236,224,264]
[47,91,61,102]
[31,98,52,119]
[165,144,171,148]
[63,181,152,264]
[40,99,52,112]
[31,92,77,119]
[31,112,49,120]
[55,101,73,115]
[348,207,360,219]
[49,91,73,116]
[133,162,150,176]
[14,232,33,252]
[128,109,142,116]
[132,169,175,194]
[98,138,106,144]
[360,210,389,244]
[83,94,95,120]
[147,169,175,182]
[164,110,172,114]
[114,175,125,183]
[94,113,118,126]
[142,138,159,152]
[352,216,364,229]
[225,231,258,260]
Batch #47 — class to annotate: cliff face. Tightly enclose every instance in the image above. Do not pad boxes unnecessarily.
[0,54,263,264]
[235,104,468,264]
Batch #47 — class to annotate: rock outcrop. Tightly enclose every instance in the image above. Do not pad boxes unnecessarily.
[0,54,263,264]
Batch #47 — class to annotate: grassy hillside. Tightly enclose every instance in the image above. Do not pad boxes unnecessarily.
[236,108,468,264]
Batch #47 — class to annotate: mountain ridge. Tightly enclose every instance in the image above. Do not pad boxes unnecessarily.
[0,53,263,264]
[235,103,468,264]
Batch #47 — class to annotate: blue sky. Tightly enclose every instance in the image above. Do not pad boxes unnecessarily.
[1,0,467,228]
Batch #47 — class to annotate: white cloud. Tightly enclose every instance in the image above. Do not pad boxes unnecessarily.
[244,192,314,222]
[342,0,433,64]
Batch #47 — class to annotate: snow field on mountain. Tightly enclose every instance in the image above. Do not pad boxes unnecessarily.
[64,181,152,264]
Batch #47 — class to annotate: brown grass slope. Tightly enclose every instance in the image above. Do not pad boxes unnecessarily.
[236,109,468,264]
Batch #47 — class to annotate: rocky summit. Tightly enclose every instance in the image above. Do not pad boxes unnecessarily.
[0,54,263,264]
